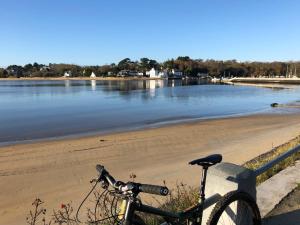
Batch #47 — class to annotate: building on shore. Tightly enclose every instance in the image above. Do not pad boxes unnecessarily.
[90,72,96,78]
[117,70,138,77]
[64,71,71,77]
[149,68,159,78]
[170,69,183,79]
[148,68,168,78]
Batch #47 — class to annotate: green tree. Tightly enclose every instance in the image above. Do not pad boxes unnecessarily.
[140,58,150,70]
[148,59,159,69]
[118,58,132,70]
[0,68,7,78]
[83,67,93,77]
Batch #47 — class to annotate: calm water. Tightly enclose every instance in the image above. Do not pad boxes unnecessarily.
[1,79,300,145]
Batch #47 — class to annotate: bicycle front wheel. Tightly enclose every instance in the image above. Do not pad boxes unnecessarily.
[207,191,261,225]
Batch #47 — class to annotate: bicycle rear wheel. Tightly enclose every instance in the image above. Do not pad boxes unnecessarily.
[207,191,261,225]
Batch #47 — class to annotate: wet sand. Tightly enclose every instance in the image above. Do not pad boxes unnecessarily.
[1,113,300,224]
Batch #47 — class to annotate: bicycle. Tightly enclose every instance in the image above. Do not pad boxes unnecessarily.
[78,154,261,225]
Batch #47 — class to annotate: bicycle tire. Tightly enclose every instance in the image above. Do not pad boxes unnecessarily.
[207,191,261,225]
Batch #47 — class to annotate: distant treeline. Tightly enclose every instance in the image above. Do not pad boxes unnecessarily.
[0,56,299,78]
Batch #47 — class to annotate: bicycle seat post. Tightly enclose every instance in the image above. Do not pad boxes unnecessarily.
[199,165,208,204]
[188,155,222,202]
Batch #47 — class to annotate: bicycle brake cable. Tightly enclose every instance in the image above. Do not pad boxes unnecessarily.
[75,179,99,223]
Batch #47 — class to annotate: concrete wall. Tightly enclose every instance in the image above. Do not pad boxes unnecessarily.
[202,162,256,224]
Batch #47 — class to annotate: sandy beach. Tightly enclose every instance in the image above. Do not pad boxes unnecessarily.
[1,113,300,224]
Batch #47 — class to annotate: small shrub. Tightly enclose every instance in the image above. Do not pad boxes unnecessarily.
[26,198,51,225]
[52,203,78,225]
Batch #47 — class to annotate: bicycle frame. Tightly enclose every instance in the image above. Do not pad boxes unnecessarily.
[121,193,221,225]
[93,156,223,224]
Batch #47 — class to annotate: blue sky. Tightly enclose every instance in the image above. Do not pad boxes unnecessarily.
[0,0,300,67]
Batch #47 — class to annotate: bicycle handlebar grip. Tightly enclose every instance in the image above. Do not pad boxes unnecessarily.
[139,184,169,196]
[96,164,117,187]
[96,164,105,174]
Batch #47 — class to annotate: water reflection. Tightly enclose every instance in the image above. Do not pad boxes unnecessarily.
[91,80,96,91]
[64,80,70,88]
[0,79,210,92]
[1,79,300,144]
[148,80,166,97]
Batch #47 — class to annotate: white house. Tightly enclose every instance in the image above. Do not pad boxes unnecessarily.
[64,71,71,77]
[149,68,159,78]
[147,68,168,78]
[90,72,96,78]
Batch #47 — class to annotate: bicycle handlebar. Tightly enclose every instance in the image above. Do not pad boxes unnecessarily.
[96,164,169,196]
[138,183,169,196]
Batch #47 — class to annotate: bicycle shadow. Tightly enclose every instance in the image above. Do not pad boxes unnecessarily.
[262,209,300,225]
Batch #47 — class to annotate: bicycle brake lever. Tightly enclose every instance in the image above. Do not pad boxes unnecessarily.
[90,178,98,184]
[100,180,109,189]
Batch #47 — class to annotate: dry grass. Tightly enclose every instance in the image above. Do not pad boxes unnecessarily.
[243,135,300,185]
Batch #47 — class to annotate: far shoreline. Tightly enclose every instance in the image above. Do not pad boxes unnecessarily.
[0,76,167,81]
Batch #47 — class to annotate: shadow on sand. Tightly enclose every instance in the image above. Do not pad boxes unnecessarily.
[262,209,300,225]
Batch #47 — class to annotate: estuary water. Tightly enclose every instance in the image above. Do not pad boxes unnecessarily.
[1,79,300,145]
